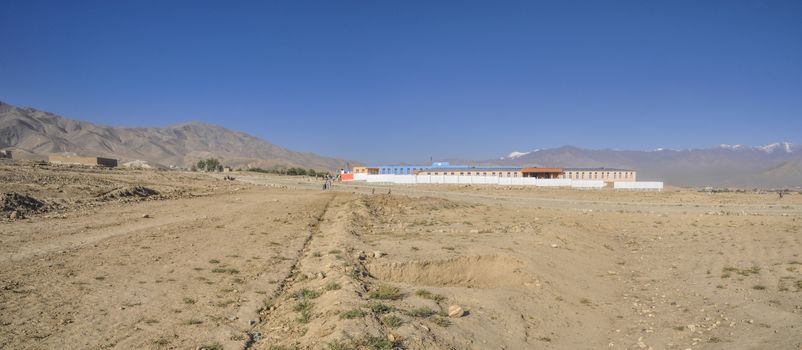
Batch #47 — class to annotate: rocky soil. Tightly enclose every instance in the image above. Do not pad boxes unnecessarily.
[1,166,801,349]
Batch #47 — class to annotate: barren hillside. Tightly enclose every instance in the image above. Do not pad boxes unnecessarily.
[0,101,355,170]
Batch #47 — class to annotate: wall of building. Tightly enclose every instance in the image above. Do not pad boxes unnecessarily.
[613,181,663,190]
[564,169,636,182]
[352,164,643,184]
[416,169,522,177]
[365,174,613,188]
[48,155,118,167]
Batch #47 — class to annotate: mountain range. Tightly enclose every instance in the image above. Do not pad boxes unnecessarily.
[2,101,799,187]
[489,144,801,188]
[0,101,354,171]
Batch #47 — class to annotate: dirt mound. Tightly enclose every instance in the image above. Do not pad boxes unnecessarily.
[1,192,47,216]
[100,186,160,200]
[367,255,536,288]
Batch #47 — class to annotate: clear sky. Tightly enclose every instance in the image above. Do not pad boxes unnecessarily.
[1,1,801,164]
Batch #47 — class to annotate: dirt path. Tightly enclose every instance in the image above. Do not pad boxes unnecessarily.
[0,186,335,349]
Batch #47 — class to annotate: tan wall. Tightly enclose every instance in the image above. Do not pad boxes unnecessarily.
[417,170,522,177]
[48,155,118,167]
[564,170,636,182]
[352,167,368,174]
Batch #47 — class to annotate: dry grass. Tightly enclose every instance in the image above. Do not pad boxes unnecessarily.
[369,284,403,300]
[415,289,446,302]
[339,309,367,319]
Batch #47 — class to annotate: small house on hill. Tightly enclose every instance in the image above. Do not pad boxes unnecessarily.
[48,154,118,167]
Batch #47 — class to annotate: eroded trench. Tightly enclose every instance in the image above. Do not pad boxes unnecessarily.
[366,255,537,289]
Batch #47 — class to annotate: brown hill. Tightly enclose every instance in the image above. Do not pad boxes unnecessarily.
[0,101,356,171]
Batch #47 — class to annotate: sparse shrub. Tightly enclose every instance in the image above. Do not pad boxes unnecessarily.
[324,282,341,291]
[326,340,352,350]
[185,319,203,325]
[369,284,403,300]
[382,315,403,328]
[431,316,451,327]
[291,288,321,300]
[415,289,445,302]
[405,307,436,317]
[212,267,239,274]
[368,302,393,314]
[752,285,766,290]
[722,266,760,276]
[209,259,220,264]
[356,335,393,350]
[294,300,314,323]
[183,297,196,304]
[339,309,367,319]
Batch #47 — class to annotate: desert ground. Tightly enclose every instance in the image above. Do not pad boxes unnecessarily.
[1,161,801,350]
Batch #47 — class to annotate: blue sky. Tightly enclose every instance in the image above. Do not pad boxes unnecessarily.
[1,0,801,164]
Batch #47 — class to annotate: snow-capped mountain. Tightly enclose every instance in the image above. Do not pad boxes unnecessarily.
[719,142,796,153]
[501,150,540,160]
